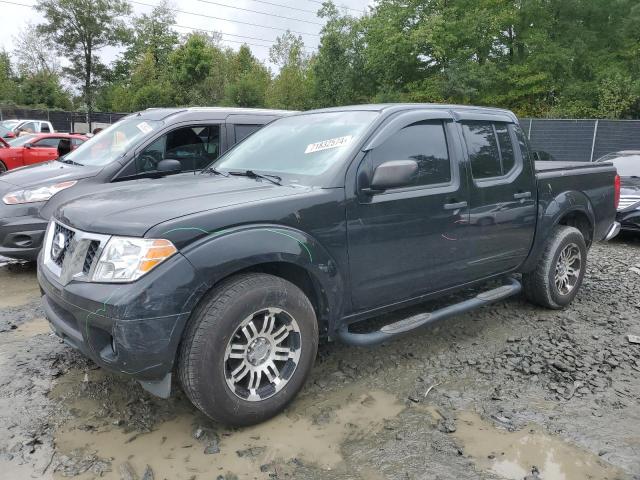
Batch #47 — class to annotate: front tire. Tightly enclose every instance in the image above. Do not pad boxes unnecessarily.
[0,161,7,174]
[178,273,318,426]
[522,226,587,309]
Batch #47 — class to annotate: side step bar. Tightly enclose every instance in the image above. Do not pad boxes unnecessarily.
[336,276,522,347]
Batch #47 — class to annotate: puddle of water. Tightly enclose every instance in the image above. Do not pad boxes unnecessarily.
[0,267,39,308]
[52,379,403,480]
[453,411,625,480]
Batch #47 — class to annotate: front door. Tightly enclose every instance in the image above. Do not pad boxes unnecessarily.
[25,137,61,165]
[458,120,536,278]
[347,118,470,311]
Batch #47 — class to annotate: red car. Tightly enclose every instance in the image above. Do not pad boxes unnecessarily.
[0,133,87,173]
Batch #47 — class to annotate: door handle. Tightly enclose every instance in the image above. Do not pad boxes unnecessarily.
[444,201,468,210]
[513,191,532,200]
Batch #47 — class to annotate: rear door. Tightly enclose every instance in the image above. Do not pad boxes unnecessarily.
[347,112,471,310]
[458,116,536,277]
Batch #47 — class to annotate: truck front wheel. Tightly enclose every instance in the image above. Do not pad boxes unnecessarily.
[522,226,587,309]
[178,273,318,426]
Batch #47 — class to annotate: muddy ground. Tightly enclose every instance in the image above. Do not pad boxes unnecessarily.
[0,235,639,480]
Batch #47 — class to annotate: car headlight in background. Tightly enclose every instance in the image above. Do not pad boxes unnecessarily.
[92,237,177,283]
[2,181,77,205]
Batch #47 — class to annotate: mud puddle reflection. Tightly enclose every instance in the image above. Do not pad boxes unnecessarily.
[453,411,626,480]
[52,371,403,479]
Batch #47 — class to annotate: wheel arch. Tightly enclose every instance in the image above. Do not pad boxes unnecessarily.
[520,190,595,272]
[179,225,345,339]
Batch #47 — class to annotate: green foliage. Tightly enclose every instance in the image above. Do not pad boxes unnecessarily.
[36,0,131,112]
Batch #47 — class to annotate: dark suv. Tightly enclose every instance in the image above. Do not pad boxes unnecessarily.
[0,108,291,260]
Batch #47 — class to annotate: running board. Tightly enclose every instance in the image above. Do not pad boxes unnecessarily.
[336,276,522,347]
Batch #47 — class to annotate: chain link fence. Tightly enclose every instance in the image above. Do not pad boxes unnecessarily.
[0,105,127,134]
[521,118,640,162]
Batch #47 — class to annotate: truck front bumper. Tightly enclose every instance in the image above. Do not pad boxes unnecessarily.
[37,251,202,397]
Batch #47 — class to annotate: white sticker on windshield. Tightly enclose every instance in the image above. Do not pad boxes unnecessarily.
[305,135,353,154]
[137,121,153,134]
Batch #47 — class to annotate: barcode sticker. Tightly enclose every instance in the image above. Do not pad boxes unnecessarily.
[305,135,353,154]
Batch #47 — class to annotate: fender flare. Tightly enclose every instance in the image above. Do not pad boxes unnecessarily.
[521,190,595,272]
[175,223,345,334]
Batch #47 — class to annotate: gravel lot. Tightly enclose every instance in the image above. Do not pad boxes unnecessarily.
[0,235,639,480]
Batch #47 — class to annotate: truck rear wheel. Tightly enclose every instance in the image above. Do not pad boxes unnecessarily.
[522,226,587,309]
[178,273,318,426]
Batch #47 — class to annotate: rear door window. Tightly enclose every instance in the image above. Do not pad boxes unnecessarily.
[462,121,517,179]
[40,123,51,133]
[370,121,452,188]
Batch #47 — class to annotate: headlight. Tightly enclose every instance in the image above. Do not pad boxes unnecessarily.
[92,237,177,283]
[2,181,77,205]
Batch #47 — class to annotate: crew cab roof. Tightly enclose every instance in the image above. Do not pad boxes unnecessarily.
[132,107,296,122]
[305,103,518,120]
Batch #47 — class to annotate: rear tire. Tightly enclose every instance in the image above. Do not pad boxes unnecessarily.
[522,226,587,309]
[178,273,318,426]
[0,161,6,174]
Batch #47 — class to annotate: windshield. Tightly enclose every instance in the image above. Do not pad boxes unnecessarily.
[213,111,379,182]
[63,117,163,166]
[0,125,10,138]
[7,134,37,147]
[600,154,640,177]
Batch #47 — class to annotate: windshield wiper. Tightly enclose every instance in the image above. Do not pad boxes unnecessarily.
[203,166,229,177]
[229,170,282,186]
[58,157,84,166]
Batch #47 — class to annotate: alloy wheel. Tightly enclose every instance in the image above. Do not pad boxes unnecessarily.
[554,243,582,295]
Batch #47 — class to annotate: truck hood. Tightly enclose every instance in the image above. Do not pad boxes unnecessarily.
[0,161,101,188]
[57,175,312,236]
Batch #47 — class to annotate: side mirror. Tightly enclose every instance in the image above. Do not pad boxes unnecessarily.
[366,160,418,194]
[157,159,182,173]
[24,143,33,149]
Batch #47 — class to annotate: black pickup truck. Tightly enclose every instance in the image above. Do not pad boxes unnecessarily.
[0,107,290,260]
[38,104,620,426]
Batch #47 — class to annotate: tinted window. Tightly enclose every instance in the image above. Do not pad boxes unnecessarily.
[370,121,451,187]
[463,121,502,179]
[136,125,221,173]
[494,123,515,173]
[235,124,261,142]
[41,123,51,133]
[34,138,62,148]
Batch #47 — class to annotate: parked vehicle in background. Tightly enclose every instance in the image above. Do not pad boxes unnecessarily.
[0,133,87,173]
[0,124,12,141]
[0,119,56,138]
[0,108,292,260]
[596,151,640,232]
[37,104,620,426]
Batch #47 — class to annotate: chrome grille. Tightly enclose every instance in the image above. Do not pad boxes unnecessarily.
[51,223,75,267]
[44,220,110,285]
[618,195,640,211]
[83,240,100,274]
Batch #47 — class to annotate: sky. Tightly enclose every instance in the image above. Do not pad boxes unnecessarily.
[0,0,374,70]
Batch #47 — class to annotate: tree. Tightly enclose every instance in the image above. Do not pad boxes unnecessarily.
[266,32,314,110]
[36,0,131,116]
[224,45,270,107]
[13,23,60,76]
[0,51,18,104]
[118,1,178,76]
